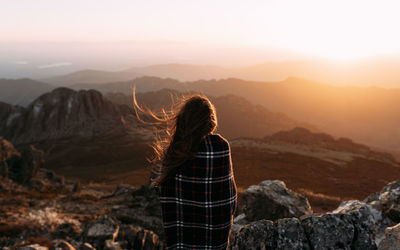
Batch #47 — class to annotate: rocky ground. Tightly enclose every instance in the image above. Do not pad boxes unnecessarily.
[2,137,400,249]
[0,170,164,249]
[2,168,400,249]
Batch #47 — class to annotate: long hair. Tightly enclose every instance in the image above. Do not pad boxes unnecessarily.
[133,88,218,186]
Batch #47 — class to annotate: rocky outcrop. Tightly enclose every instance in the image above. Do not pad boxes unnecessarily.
[109,184,164,237]
[0,137,46,185]
[230,178,400,249]
[0,137,20,178]
[365,178,400,223]
[332,200,393,247]
[229,219,275,250]
[229,213,375,250]
[7,146,44,184]
[240,180,312,222]
[0,88,143,145]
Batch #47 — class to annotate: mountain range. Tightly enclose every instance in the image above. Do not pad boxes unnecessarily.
[106,89,317,139]
[43,60,400,88]
[65,76,400,153]
[3,75,400,154]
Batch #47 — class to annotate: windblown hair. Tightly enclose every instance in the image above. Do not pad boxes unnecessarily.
[133,89,218,186]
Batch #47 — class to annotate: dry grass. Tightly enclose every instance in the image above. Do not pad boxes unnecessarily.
[297,188,346,212]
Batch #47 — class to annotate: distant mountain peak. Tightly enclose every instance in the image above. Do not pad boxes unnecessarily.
[0,87,139,145]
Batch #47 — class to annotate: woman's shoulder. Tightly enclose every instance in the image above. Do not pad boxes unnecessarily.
[202,133,230,150]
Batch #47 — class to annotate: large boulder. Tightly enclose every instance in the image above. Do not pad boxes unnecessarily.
[111,184,163,237]
[7,145,44,184]
[229,219,275,250]
[301,213,355,250]
[229,218,309,250]
[275,218,309,250]
[116,224,163,250]
[0,137,20,178]
[332,200,393,247]
[240,180,312,222]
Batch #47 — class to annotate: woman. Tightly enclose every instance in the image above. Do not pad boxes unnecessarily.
[134,91,237,250]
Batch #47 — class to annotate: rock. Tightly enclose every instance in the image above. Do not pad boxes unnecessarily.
[0,137,20,178]
[229,219,275,250]
[378,223,400,250]
[78,243,96,250]
[301,213,354,250]
[365,178,400,223]
[241,180,312,222]
[332,200,392,248]
[113,184,136,197]
[17,244,49,250]
[275,218,309,250]
[52,222,83,239]
[53,239,76,250]
[8,145,44,184]
[111,184,163,237]
[116,224,163,250]
[232,213,247,230]
[86,216,119,249]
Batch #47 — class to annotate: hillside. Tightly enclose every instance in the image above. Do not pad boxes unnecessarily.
[106,89,317,139]
[231,127,400,211]
[71,76,400,153]
[0,78,54,106]
[9,76,400,153]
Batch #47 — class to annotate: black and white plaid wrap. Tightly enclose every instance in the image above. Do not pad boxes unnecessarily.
[158,133,238,250]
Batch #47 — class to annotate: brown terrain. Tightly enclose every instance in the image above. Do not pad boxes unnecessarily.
[230,127,400,212]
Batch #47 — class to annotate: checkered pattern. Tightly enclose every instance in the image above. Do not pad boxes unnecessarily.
[158,133,238,250]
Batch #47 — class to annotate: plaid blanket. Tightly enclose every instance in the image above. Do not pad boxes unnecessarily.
[158,133,238,250]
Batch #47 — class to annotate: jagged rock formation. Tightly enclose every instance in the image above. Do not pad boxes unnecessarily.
[239,180,312,222]
[0,87,146,145]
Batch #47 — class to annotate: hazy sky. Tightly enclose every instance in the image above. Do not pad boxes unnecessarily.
[1,0,400,60]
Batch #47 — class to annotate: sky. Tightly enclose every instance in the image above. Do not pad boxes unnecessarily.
[1,0,400,63]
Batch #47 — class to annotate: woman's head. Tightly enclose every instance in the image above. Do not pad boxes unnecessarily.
[133,90,217,186]
[174,95,217,141]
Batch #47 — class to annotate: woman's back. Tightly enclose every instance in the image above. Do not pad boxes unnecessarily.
[158,133,237,250]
